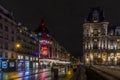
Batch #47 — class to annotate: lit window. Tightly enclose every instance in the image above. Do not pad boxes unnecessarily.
[117,39,120,42]
[18,55,20,59]
[30,57,32,61]
[94,39,97,42]
[21,56,23,59]
[110,45,114,49]
[93,29,98,36]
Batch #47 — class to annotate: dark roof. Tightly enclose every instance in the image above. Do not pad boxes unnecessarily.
[86,7,105,23]
[35,19,50,34]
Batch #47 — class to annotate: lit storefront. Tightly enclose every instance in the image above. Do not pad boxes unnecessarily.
[25,56,30,70]
[17,55,24,71]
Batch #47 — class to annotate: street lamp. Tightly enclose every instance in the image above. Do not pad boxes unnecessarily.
[16,44,20,48]
[15,43,21,49]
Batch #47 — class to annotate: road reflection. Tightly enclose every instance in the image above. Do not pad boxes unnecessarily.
[0,69,51,80]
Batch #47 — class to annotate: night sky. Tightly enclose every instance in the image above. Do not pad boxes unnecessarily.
[0,0,120,57]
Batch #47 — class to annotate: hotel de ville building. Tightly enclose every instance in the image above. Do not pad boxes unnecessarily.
[83,7,120,65]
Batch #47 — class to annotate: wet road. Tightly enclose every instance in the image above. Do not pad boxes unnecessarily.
[18,70,51,80]
[0,69,51,80]
[0,68,66,80]
[85,67,106,80]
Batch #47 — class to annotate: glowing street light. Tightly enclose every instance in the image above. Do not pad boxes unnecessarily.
[15,43,21,48]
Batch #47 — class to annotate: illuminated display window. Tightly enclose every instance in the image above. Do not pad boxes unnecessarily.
[9,62,14,67]
[2,61,7,69]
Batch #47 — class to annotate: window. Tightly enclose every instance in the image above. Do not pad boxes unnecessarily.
[5,52,8,58]
[11,36,14,41]
[11,22,14,26]
[0,31,3,38]
[11,53,14,58]
[4,18,8,22]
[110,30,114,36]
[18,55,21,59]
[110,45,114,49]
[117,43,120,50]
[4,43,8,50]
[5,26,8,31]
[0,15,2,19]
[0,43,3,49]
[110,41,114,50]
[0,51,2,57]
[0,23,3,29]
[5,34,9,40]
[93,29,98,36]
[11,30,14,34]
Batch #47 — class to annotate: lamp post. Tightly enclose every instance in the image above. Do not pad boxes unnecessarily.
[15,43,21,71]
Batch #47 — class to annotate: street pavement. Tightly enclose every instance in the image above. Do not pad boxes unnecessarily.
[0,68,50,80]
[0,68,68,80]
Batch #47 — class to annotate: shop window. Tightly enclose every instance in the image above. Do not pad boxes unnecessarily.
[9,62,15,68]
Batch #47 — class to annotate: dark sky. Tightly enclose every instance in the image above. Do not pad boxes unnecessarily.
[0,0,120,57]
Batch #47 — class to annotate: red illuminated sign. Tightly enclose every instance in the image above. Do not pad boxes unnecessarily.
[42,47,47,56]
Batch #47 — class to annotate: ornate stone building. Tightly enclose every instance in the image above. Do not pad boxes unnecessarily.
[83,7,120,65]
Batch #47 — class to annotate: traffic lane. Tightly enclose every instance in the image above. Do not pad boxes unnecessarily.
[0,68,50,80]
[16,70,51,80]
